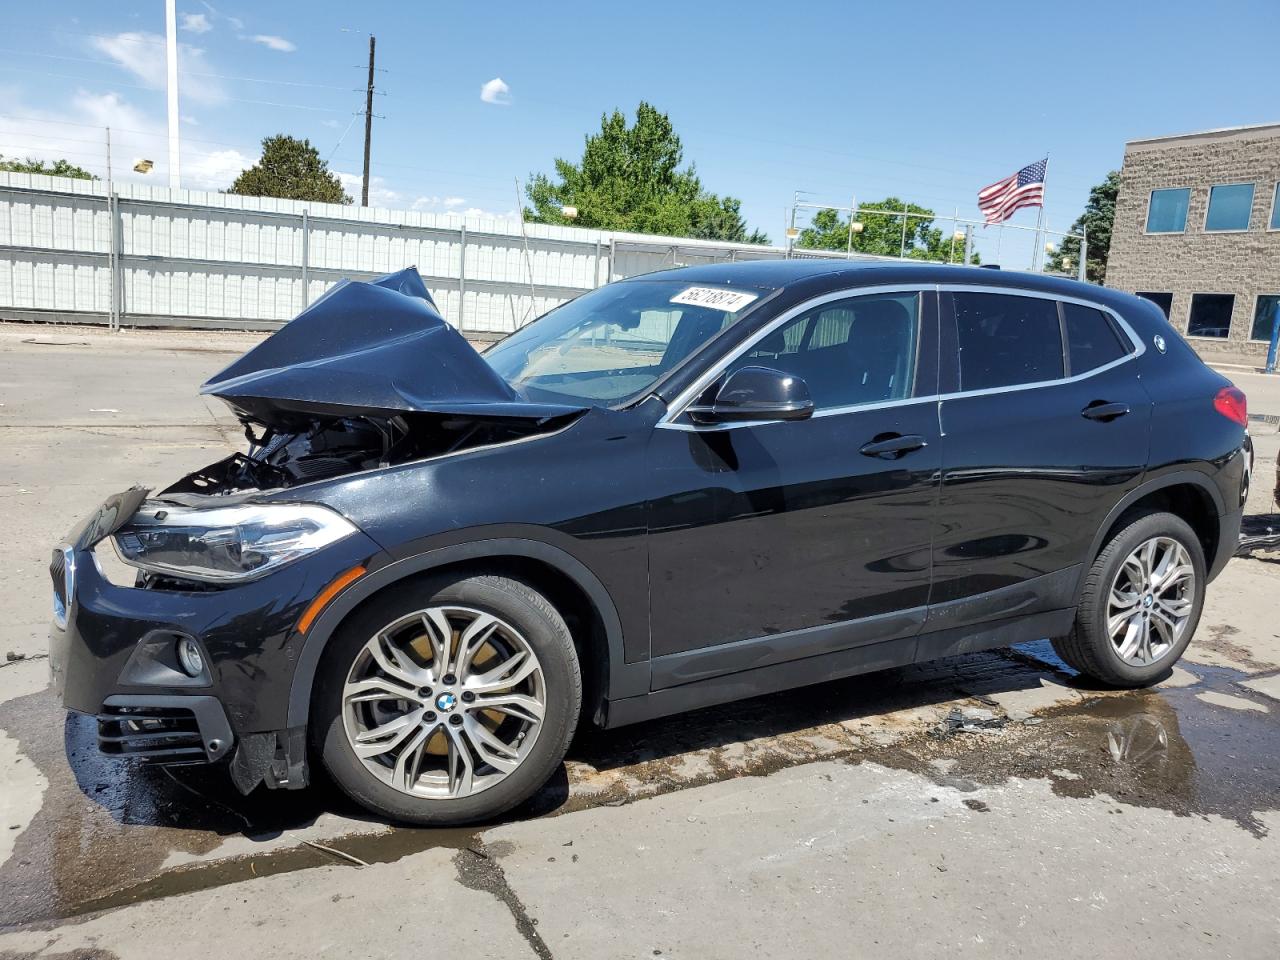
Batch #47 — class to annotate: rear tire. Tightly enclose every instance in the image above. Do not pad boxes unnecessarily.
[1053,510,1205,687]
[311,572,581,825]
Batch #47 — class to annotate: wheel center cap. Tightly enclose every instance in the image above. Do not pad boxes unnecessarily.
[435,692,457,712]
[1143,594,1154,608]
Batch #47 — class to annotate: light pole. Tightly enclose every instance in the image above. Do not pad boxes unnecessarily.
[165,0,180,188]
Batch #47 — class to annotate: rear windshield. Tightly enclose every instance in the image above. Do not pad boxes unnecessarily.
[484,280,769,405]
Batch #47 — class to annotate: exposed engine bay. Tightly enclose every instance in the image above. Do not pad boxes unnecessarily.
[158,266,586,496]
[162,411,575,496]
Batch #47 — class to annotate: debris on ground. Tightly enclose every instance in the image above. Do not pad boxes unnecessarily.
[931,706,1009,738]
[302,840,370,868]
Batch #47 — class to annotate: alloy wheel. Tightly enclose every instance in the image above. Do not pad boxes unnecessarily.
[1107,536,1195,667]
[341,605,546,799]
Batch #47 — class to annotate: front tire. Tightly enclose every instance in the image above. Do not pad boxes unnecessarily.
[1053,510,1205,687]
[311,573,581,825]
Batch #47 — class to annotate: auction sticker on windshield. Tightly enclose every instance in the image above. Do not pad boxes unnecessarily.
[669,287,759,312]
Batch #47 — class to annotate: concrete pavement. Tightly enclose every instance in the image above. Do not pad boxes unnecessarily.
[2,323,1279,959]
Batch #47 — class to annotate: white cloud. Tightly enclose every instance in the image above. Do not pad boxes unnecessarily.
[322,118,343,129]
[186,147,253,187]
[461,207,518,221]
[337,171,400,208]
[180,12,212,33]
[199,1,243,29]
[411,195,469,212]
[0,87,251,190]
[250,34,296,52]
[480,77,511,105]
[90,32,226,105]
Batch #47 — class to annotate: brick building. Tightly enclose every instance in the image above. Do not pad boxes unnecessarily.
[1106,122,1280,363]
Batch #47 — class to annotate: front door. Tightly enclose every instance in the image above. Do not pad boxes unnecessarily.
[645,288,941,686]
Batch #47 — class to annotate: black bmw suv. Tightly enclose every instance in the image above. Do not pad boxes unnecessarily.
[50,261,1248,824]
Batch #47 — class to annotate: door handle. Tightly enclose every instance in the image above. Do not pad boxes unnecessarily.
[859,433,928,459]
[1081,401,1130,422]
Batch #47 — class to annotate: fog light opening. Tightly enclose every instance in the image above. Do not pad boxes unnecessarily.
[176,637,205,678]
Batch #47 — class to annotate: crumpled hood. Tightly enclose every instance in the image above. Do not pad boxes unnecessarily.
[201,267,583,427]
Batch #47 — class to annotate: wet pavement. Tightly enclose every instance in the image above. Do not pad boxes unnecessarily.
[4,639,1280,932]
[2,325,1279,957]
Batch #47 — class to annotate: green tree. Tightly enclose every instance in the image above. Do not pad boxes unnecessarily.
[525,102,767,243]
[1045,170,1118,283]
[798,200,977,263]
[228,135,350,204]
[0,156,96,179]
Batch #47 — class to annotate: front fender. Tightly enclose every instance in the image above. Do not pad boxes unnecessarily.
[285,536,649,730]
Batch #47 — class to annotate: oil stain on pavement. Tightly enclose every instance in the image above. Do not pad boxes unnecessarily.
[2,646,1279,929]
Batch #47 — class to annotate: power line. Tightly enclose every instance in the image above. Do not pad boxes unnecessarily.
[0,65,352,115]
[0,47,361,93]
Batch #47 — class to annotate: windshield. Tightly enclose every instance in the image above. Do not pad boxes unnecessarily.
[483,280,770,405]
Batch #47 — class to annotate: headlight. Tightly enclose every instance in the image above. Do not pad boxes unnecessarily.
[113,501,358,583]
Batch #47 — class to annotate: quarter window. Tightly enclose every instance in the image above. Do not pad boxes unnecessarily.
[1251,295,1280,342]
[1136,292,1173,319]
[1063,303,1129,374]
[1146,188,1190,233]
[953,292,1064,390]
[724,292,920,410]
[1187,294,1235,339]
[1204,183,1255,232]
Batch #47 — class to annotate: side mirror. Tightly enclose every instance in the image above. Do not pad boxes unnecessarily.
[689,365,815,424]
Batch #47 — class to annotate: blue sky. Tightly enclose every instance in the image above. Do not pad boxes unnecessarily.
[2,1,1278,267]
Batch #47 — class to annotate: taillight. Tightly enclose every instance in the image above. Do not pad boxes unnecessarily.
[1213,386,1248,426]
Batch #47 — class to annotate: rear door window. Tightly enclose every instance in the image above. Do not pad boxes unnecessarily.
[1062,302,1129,374]
[953,292,1064,390]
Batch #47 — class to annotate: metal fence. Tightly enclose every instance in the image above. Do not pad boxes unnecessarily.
[0,172,896,334]
[0,173,1087,335]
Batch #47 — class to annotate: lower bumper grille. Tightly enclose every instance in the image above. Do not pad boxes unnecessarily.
[98,704,206,759]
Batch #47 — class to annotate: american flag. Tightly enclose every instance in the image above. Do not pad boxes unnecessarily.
[978,158,1047,224]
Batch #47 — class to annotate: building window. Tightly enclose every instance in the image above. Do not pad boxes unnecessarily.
[1252,295,1280,342]
[1271,183,1280,230]
[1136,292,1173,319]
[1145,188,1190,233]
[1187,294,1234,338]
[1204,183,1255,231]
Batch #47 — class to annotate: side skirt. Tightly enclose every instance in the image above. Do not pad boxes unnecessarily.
[602,606,1075,729]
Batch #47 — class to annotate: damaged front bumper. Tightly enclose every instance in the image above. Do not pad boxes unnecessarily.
[49,490,385,792]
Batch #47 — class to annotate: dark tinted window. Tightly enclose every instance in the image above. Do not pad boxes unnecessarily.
[953,292,1064,390]
[1136,292,1172,319]
[726,292,919,410]
[1250,295,1280,342]
[1063,303,1128,374]
[1187,293,1234,339]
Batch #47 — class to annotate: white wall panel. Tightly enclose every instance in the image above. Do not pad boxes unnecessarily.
[0,172,799,329]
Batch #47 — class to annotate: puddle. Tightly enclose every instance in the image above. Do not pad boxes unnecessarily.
[862,661,1280,837]
[4,649,1280,927]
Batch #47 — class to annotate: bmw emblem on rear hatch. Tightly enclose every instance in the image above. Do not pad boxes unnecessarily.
[1153,334,1167,353]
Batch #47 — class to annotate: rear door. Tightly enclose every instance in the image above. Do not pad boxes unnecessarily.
[645,288,941,685]
[930,288,1151,626]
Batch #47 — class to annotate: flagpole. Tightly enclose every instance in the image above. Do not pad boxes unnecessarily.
[1031,154,1049,271]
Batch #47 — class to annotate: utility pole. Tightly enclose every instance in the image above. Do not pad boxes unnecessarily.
[361,35,376,207]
